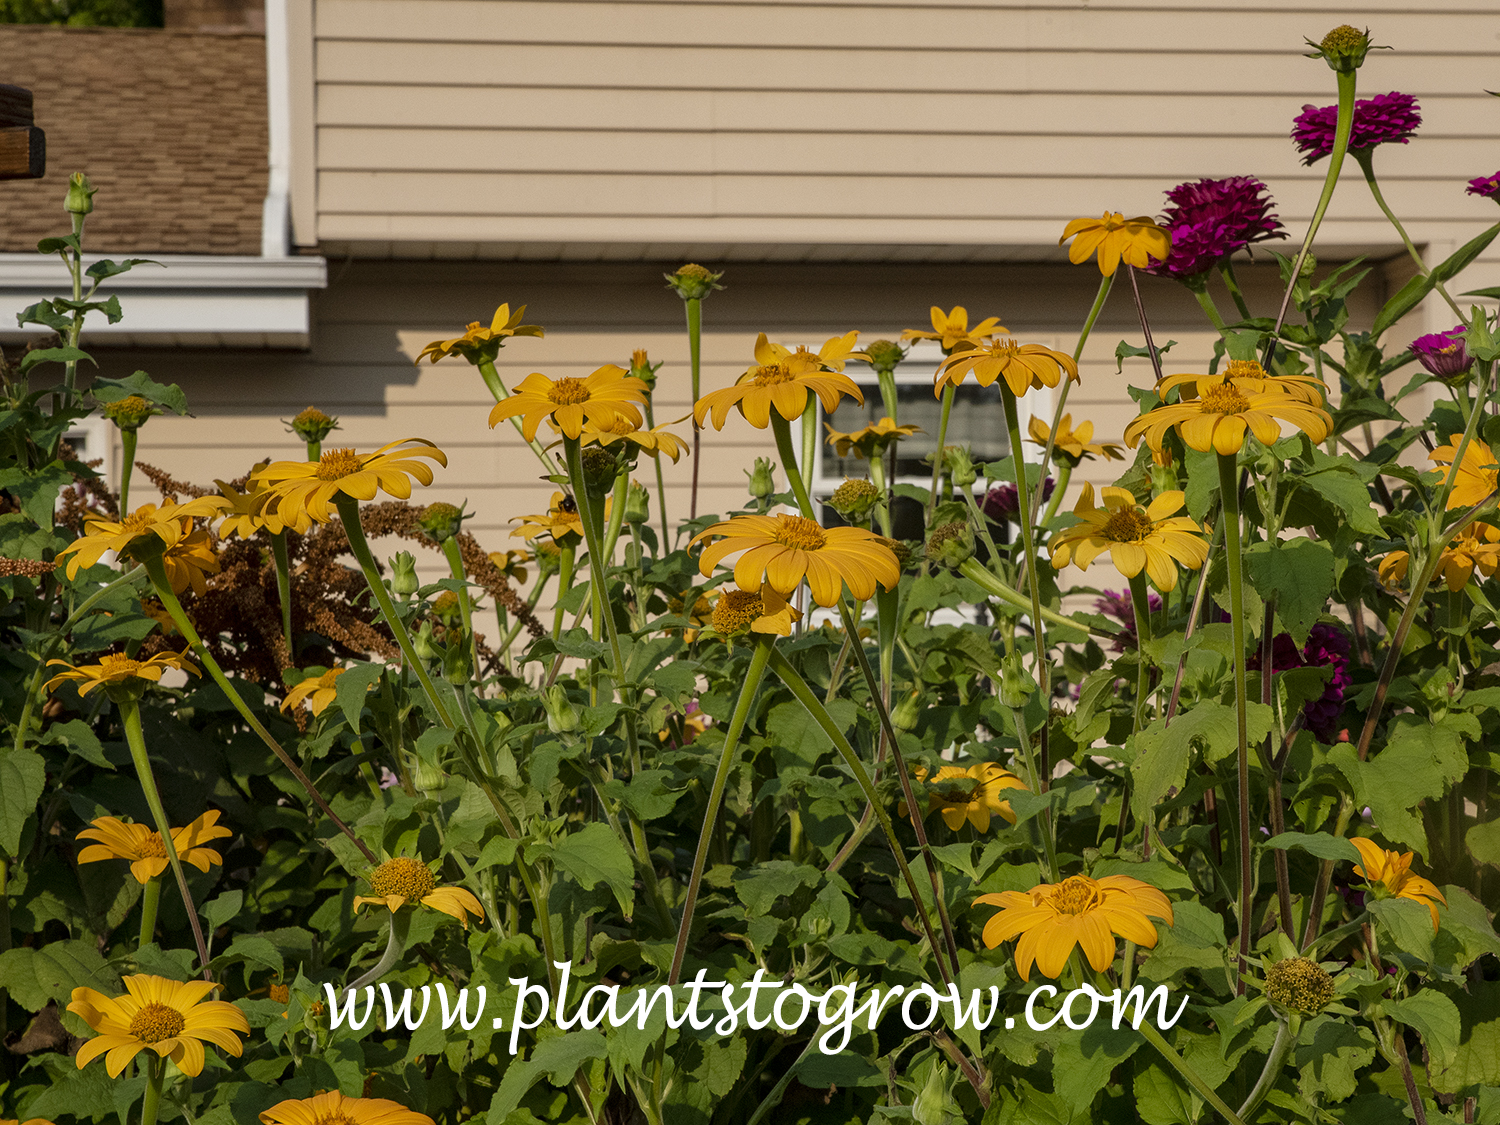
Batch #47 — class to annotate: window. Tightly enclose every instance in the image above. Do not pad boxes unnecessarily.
[62,414,114,491]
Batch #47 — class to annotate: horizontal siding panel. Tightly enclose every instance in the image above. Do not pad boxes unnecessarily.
[314,41,1498,96]
[315,1,1494,53]
[315,86,1497,136]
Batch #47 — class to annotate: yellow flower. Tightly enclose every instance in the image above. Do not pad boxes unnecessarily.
[508,491,606,544]
[416,303,543,364]
[68,974,249,1078]
[1059,213,1171,276]
[934,338,1079,398]
[1124,379,1332,456]
[1430,434,1500,510]
[252,439,447,525]
[488,365,647,442]
[354,856,485,929]
[215,477,311,538]
[708,585,803,638]
[901,306,1007,354]
[1378,523,1500,592]
[691,513,900,607]
[1157,359,1327,407]
[824,417,922,460]
[488,549,530,583]
[910,763,1028,832]
[694,337,864,431]
[1027,414,1123,463]
[45,651,199,698]
[156,522,220,595]
[56,498,226,580]
[975,873,1173,981]
[1351,837,1447,931]
[1049,484,1208,592]
[280,667,349,717]
[259,1091,435,1125]
[577,415,689,462]
[75,811,232,885]
[0,1117,57,1125]
[756,329,866,372]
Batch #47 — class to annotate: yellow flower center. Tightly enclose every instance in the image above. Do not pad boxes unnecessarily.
[269,983,290,1004]
[313,1113,356,1125]
[987,339,1021,357]
[315,449,363,481]
[368,857,435,904]
[1100,508,1155,543]
[1224,360,1266,380]
[1200,385,1252,415]
[773,516,827,551]
[604,416,636,435]
[128,1002,186,1044]
[751,364,794,386]
[117,511,156,537]
[137,831,167,859]
[1049,875,1104,915]
[294,407,333,427]
[99,653,144,677]
[712,589,764,633]
[547,377,591,405]
[1264,956,1335,1014]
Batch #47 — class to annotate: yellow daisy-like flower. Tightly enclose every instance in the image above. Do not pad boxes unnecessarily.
[215,477,311,539]
[824,417,922,460]
[1124,379,1332,456]
[577,415,689,462]
[251,439,447,525]
[1351,837,1447,932]
[1378,523,1500,593]
[0,1117,57,1125]
[75,810,233,885]
[934,337,1080,398]
[1430,434,1500,510]
[280,667,350,717]
[56,498,226,580]
[910,763,1028,833]
[1027,414,1123,463]
[488,365,647,442]
[975,873,1173,981]
[68,974,249,1078]
[1049,484,1208,592]
[757,329,866,372]
[1059,213,1172,277]
[44,650,199,698]
[901,306,1007,354]
[155,521,220,596]
[694,337,864,431]
[416,303,543,365]
[508,491,606,544]
[691,513,900,607]
[260,1090,435,1125]
[353,856,485,929]
[1157,359,1327,407]
[488,549,530,583]
[708,585,803,639]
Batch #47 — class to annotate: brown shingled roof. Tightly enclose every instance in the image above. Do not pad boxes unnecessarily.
[0,26,267,255]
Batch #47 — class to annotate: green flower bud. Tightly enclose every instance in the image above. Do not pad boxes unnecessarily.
[891,690,923,732]
[579,445,621,494]
[389,551,420,597]
[925,520,975,570]
[862,339,906,376]
[65,172,97,215]
[1307,24,1373,72]
[431,589,463,624]
[745,457,777,501]
[998,651,1037,709]
[287,406,340,444]
[629,348,661,391]
[419,501,465,543]
[542,684,580,734]
[413,619,440,662]
[943,445,977,489]
[442,628,472,684]
[1264,956,1336,1016]
[625,480,650,525]
[102,395,157,432]
[829,478,880,521]
[414,757,446,795]
[664,262,725,301]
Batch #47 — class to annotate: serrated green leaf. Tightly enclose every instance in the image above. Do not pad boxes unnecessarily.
[92,370,188,415]
[1386,989,1462,1069]
[1264,831,1361,864]
[550,822,635,917]
[19,346,93,374]
[0,747,46,857]
[1243,538,1335,646]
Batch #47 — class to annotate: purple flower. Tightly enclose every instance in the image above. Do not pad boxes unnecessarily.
[1291,92,1421,165]
[1144,177,1287,279]
[1249,623,1352,741]
[982,477,1054,521]
[1411,326,1473,379]
[1095,589,1163,652]
[1467,172,1500,201]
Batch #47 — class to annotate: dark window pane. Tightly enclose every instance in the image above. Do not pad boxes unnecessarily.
[823,381,1010,479]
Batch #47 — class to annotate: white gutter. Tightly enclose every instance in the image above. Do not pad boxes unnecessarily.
[261,0,292,258]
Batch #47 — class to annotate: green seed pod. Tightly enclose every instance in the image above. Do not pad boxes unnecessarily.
[419,501,465,543]
[745,457,777,501]
[542,685,581,734]
[1264,957,1336,1016]
[829,478,880,521]
[389,551,420,597]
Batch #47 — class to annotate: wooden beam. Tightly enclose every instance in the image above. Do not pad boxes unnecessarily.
[0,84,34,128]
[0,125,45,181]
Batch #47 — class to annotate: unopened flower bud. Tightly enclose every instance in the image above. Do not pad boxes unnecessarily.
[829,478,880,521]
[664,263,725,301]
[419,501,465,543]
[891,690,922,732]
[102,395,156,432]
[625,480,650,525]
[442,629,472,684]
[1310,24,1372,72]
[629,348,660,391]
[862,339,906,376]
[542,684,580,734]
[998,651,1037,708]
[414,757,446,795]
[389,551,420,597]
[745,457,776,501]
[1412,328,1474,383]
[65,172,96,215]
[925,520,975,569]
[413,619,440,662]
[944,445,977,489]
[1264,956,1335,1016]
[431,589,463,624]
[288,406,340,444]
[579,446,619,493]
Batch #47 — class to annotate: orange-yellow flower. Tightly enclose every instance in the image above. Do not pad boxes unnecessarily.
[0,1117,56,1125]
[489,365,647,441]
[1049,484,1208,592]
[56,498,226,580]
[691,513,900,607]
[259,1091,435,1125]
[488,549,530,583]
[975,873,1173,981]
[1124,379,1331,456]
[69,974,248,1078]
[45,651,198,698]
[1027,414,1123,463]
[694,338,863,431]
[1430,434,1500,510]
[824,417,922,460]
[708,585,803,639]
[215,477,311,538]
[901,306,1006,354]
[416,303,543,364]
[910,763,1028,832]
[1157,359,1327,407]
[75,811,232,885]
[1378,523,1500,592]
[509,491,604,544]
[1351,837,1447,931]
[757,330,866,372]
[280,667,351,717]
[252,439,447,525]
[354,857,484,929]
[577,416,689,462]
[1059,213,1171,276]
[935,338,1079,398]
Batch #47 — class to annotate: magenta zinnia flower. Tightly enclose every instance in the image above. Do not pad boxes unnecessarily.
[1094,589,1163,652]
[982,477,1054,521]
[1467,172,1500,201]
[1145,177,1286,279]
[1247,623,1352,741]
[1291,92,1421,165]
[1411,327,1472,380]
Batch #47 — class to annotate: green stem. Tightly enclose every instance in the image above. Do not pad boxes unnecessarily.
[270,530,294,659]
[1192,285,1231,335]
[800,396,817,491]
[119,428,137,514]
[1219,261,1253,321]
[1041,460,1072,528]
[62,211,85,405]
[118,697,211,974]
[869,453,894,538]
[551,542,576,639]
[1002,388,1051,788]
[601,469,630,566]
[957,556,1115,641]
[959,483,1004,573]
[687,297,703,520]
[667,636,773,985]
[769,414,816,518]
[137,875,162,948]
[140,555,377,864]
[333,494,455,730]
[139,1055,165,1125]
[306,439,320,461]
[1216,452,1252,988]
[926,384,955,529]
[439,537,480,683]
[1237,1019,1295,1121]
[1137,1021,1249,1125]
[644,397,672,548]
[1354,150,1467,325]
[1127,571,1154,734]
[348,911,409,990]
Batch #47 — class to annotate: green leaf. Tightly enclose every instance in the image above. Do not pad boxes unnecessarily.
[1329,716,1466,856]
[0,940,121,1015]
[1131,700,1273,824]
[1287,447,1382,537]
[202,890,244,932]
[1467,820,1500,867]
[1373,222,1500,337]
[15,299,71,332]
[732,860,822,914]
[0,747,46,857]
[335,661,384,734]
[488,1030,609,1122]
[86,257,158,281]
[599,769,683,822]
[1115,338,1178,374]
[1294,1016,1377,1103]
[1263,831,1361,864]
[1369,897,1436,964]
[1429,980,1500,1093]
[1386,990,1462,1070]
[549,822,635,917]
[43,718,111,769]
[1242,538,1335,646]
[19,346,93,375]
[0,462,73,528]
[92,370,188,416]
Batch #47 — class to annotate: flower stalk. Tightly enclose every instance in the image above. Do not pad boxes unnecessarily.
[1002,388,1051,788]
[1216,451,1253,989]
[137,875,162,948]
[269,530,294,657]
